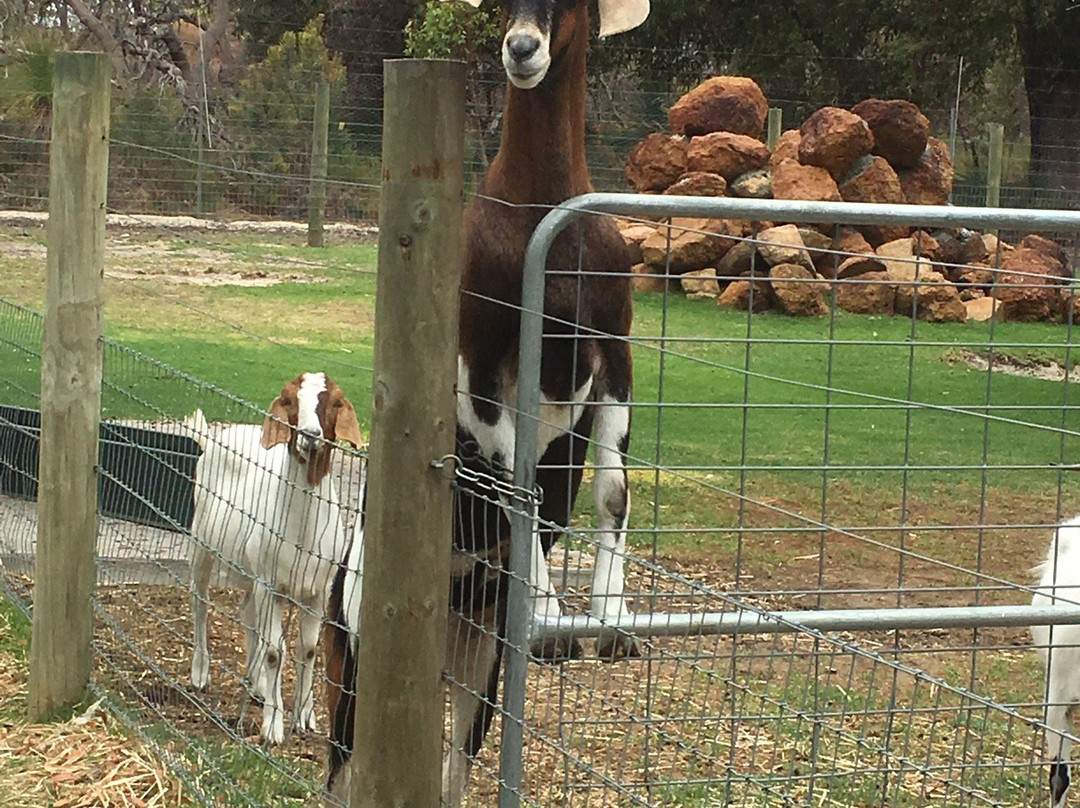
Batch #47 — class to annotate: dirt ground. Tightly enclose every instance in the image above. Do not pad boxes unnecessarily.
[0,229,331,288]
[70,500,1053,808]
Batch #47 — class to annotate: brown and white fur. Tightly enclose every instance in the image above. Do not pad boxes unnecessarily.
[324,1,648,803]
[187,371,361,745]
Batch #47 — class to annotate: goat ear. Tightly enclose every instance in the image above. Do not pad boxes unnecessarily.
[597,0,650,37]
[438,0,482,6]
[333,399,364,449]
[261,397,293,450]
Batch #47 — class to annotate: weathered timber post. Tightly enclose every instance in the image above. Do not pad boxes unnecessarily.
[986,123,1005,237]
[308,81,331,248]
[349,58,465,808]
[766,107,783,151]
[29,51,110,720]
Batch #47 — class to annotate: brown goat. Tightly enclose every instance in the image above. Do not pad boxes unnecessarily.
[324,1,649,804]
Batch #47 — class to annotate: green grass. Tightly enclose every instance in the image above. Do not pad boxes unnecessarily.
[0,233,379,425]
[135,724,321,808]
[4,227,1078,490]
[0,596,31,726]
[629,294,1080,491]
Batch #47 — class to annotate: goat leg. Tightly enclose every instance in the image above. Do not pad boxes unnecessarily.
[252,583,287,745]
[292,595,321,734]
[189,544,215,691]
[591,394,640,661]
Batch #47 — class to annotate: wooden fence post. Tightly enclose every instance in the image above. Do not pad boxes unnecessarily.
[986,122,1004,237]
[767,107,783,151]
[28,51,111,720]
[986,123,1004,207]
[308,81,331,247]
[349,58,465,807]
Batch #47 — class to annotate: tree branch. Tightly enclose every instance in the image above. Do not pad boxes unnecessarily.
[62,0,127,79]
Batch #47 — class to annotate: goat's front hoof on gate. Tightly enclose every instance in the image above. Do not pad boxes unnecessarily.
[529,634,583,664]
[596,631,640,662]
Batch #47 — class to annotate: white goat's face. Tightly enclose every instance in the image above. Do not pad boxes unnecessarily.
[261,372,363,476]
[294,372,327,460]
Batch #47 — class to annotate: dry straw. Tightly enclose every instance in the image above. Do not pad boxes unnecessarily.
[0,634,188,808]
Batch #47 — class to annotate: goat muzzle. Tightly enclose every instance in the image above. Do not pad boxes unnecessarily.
[295,429,322,462]
[503,26,549,89]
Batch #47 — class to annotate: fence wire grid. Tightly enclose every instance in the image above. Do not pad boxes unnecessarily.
[5,186,1080,808]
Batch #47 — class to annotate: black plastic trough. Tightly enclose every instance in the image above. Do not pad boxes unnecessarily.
[0,405,201,533]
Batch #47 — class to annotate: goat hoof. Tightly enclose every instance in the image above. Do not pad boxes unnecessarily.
[1050,760,1070,808]
[293,712,317,735]
[241,678,265,707]
[260,720,285,747]
[596,632,640,662]
[529,635,583,664]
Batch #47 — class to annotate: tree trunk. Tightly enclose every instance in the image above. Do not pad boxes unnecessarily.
[322,0,423,151]
[1015,2,1080,197]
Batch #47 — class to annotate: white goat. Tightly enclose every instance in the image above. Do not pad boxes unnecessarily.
[187,371,362,745]
[1031,514,1080,808]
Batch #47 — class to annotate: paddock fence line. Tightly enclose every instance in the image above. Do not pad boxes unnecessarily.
[467,194,1080,808]
[0,294,371,805]
[7,61,1080,808]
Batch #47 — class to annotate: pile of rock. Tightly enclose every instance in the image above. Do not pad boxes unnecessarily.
[621,76,1074,324]
[623,217,1075,323]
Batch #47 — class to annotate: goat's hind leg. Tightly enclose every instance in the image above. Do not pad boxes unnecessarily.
[292,594,321,734]
[190,544,214,691]
[591,393,639,661]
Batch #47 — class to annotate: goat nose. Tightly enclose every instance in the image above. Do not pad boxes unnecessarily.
[506,33,540,63]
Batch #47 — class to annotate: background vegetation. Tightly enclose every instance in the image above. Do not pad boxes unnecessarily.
[2,1,1080,217]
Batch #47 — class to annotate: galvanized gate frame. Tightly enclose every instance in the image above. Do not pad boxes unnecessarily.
[498,195,1080,808]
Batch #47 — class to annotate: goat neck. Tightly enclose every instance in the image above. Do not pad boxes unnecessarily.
[486,6,591,205]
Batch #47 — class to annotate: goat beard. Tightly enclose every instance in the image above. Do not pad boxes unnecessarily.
[302,445,333,487]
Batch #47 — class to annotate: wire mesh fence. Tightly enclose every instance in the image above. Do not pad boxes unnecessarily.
[6,148,1080,808]
[0,295,371,805]
[446,195,1080,808]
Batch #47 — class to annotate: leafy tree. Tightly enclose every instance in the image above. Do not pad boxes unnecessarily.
[404,0,503,165]
[226,16,373,216]
[233,0,328,60]
[1014,1,1080,194]
[601,0,1078,193]
[322,0,425,146]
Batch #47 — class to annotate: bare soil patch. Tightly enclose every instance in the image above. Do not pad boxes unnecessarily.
[0,231,329,288]
[955,347,1080,383]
